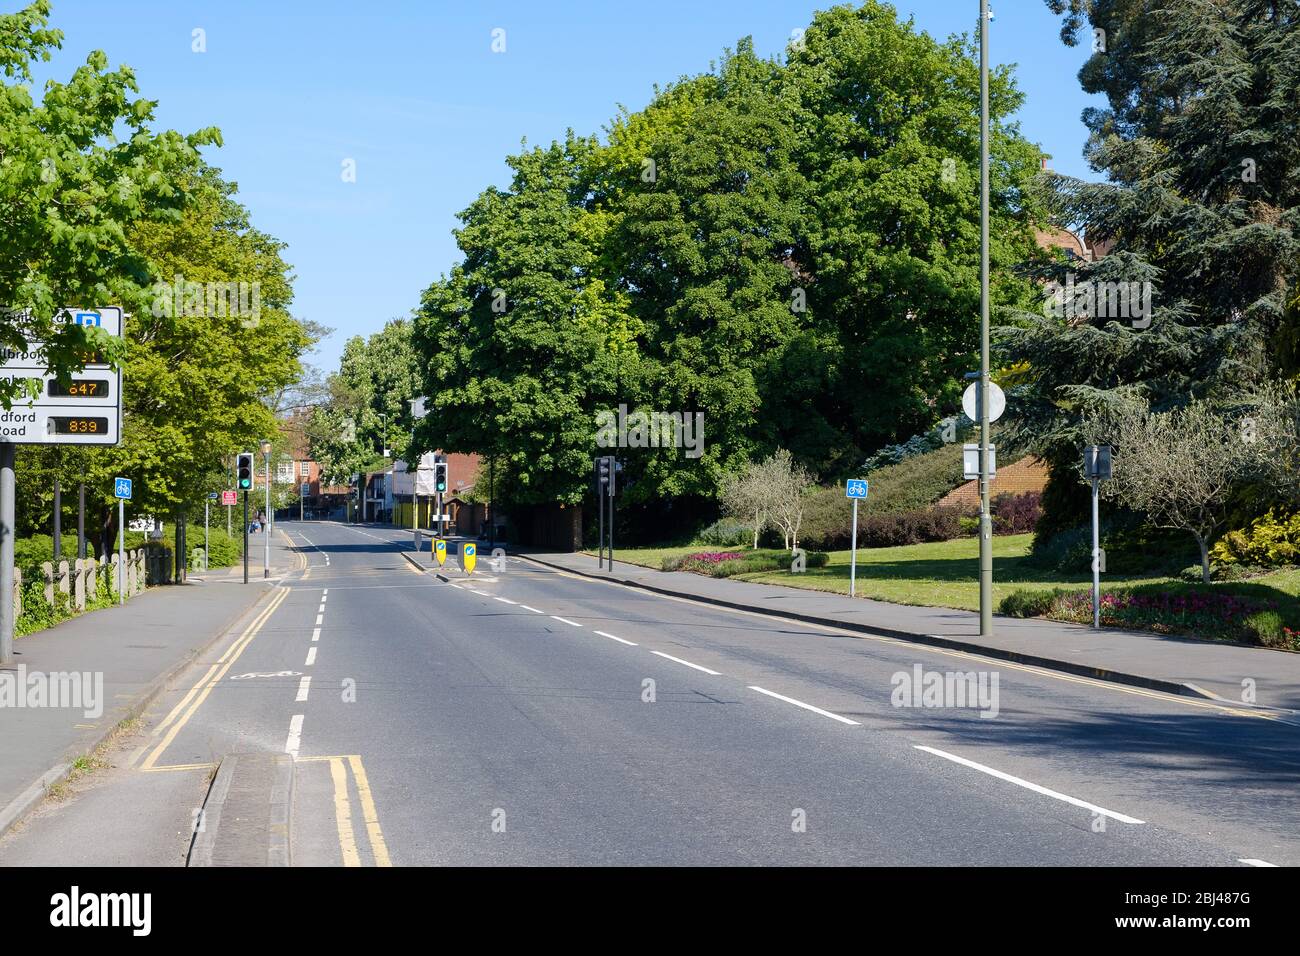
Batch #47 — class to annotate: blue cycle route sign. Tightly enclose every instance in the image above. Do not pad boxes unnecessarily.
[114,477,132,500]
[845,479,869,499]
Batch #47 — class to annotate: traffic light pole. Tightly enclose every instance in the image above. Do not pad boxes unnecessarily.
[978,0,994,638]
[598,473,605,569]
[0,443,15,664]
[243,490,249,584]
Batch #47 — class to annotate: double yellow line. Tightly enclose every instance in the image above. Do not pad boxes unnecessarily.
[302,754,392,866]
[139,586,290,770]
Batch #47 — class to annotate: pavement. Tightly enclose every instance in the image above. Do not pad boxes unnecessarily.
[1,519,1296,867]
[518,549,1300,713]
[0,530,300,839]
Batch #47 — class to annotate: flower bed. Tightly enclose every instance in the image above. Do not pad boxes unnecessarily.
[999,585,1299,650]
[663,548,829,578]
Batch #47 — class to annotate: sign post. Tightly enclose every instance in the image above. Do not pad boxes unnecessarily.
[114,477,132,605]
[845,480,869,597]
[0,444,14,664]
[206,492,218,569]
[0,308,124,658]
[1084,445,1113,629]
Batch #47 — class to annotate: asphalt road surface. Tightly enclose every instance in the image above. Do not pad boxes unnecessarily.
[4,519,1297,867]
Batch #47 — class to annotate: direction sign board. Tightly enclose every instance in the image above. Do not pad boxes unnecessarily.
[221,490,238,506]
[114,477,132,500]
[845,479,869,499]
[0,307,123,445]
[301,482,310,496]
[434,539,447,566]
[461,542,477,575]
[962,381,1006,424]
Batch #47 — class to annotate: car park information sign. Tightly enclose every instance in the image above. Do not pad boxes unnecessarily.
[0,307,123,445]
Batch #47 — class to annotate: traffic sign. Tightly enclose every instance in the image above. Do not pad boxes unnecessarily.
[208,491,220,500]
[1,307,123,445]
[963,444,997,480]
[301,482,310,496]
[114,477,132,500]
[434,539,447,566]
[845,479,869,499]
[461,542,477,575]
[221,490,238,506]
[962,381,1006,424]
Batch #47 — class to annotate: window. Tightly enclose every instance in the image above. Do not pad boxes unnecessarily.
[300,461,310,477]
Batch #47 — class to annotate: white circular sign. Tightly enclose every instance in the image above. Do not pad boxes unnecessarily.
[962,381,1006,423]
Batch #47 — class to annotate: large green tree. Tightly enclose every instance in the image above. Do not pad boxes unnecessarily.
[1002,0,1300,534]
[0,0,218,404]
[412,2,1043,518]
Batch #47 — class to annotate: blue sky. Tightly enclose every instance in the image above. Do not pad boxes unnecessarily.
[32,0,1099,373]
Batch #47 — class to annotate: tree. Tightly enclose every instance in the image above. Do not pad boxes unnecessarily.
[720,464,768,549]
[410,2,1044,526]
[0,0,219,406]
[309,319,422,486]
[1086,400,1255,582]
[1008,0,1300,533]
[761,449,814,552]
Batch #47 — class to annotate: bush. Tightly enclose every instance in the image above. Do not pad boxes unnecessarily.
[1212,510,1300,568]
[992,491,1042,535]
[13,534,80,577]
[665,548,828,577]
[957,515,980,537]
[999,588,1059,618]
[1243,610,1290,649]
[694,518,754,548]
[798,487,853,551]
[856,507,962,548]
[862,443,967,515]
[193,526,243,568]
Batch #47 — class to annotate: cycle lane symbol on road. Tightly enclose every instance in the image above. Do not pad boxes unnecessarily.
[230,671,303,680]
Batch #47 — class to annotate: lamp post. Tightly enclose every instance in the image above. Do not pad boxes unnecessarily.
[261,438,272,579]
[977,0,994,637]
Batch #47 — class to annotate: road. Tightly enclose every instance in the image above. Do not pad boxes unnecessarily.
[4,518,1298,866]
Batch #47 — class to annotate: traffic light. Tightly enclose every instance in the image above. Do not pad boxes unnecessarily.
[237,453,254,490]
[596,456,610,494]
[434,461,448,493]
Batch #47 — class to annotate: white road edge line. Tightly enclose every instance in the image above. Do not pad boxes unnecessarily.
[748,685,860,726]
[914,745,1144,824]
[652,651,720,675]
[494,597,517,605]
[311,627,321,642]
[594,630,637,646]
[295,676,312,702]
[305,647,317,666]
[284,714,304,759]
[1239,858,1279,867]
[550,615,583,627]
[520,605,543,613]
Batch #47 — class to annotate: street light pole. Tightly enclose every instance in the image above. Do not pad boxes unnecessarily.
[261,439,271,579]
[978,0,994,638]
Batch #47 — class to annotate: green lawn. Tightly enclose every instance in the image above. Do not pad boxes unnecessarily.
[598,535,1300,615]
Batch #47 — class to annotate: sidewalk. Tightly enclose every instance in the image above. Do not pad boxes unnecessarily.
[520,550,1300,714]
[0,532,300,837]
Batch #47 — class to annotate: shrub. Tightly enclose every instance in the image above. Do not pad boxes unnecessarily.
[1211,510,1300,567]
[856,507,961,548]
[958,515,980,537]
[992,491,1042,535]
[862,443,967,515]
[192,526,243,568]
[665,548,828,577]
[694,518,754,548]
[798,487,853,551]
[999,589,1059,618]
[1243,611,1289,649]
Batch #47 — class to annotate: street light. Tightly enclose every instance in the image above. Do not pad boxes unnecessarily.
[261,438,272,579]
[978,0,994,637]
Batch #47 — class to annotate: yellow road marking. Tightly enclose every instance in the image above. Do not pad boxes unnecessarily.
[348,754,392,867]
[329,757,361,867]
[300,754,392,866]
[140,762,217,773]
[139,587,289,769]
